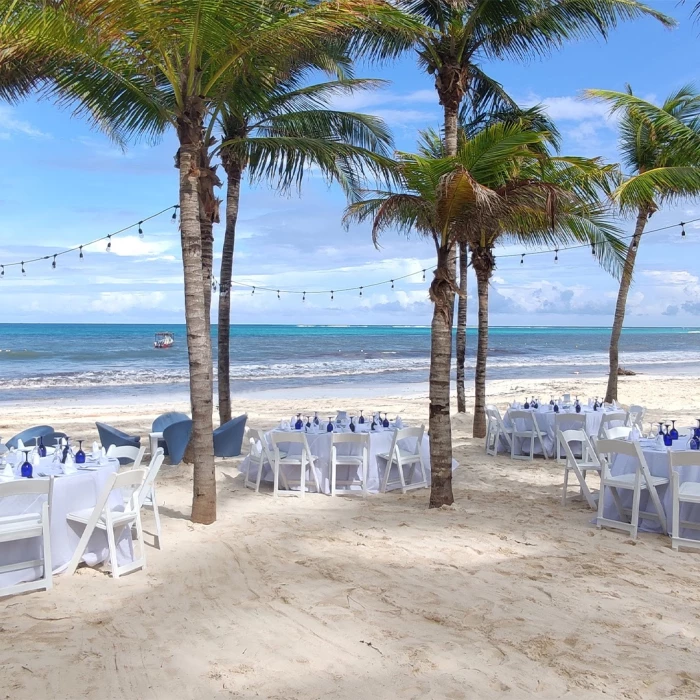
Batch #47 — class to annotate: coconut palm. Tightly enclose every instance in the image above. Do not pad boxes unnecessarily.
[213,66,396,424]
[345,121,624,504]
[402,0,673,418]
[585,86,700,402]
[19,0,421,523]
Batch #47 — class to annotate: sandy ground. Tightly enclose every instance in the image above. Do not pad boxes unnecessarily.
[2,374,700,699]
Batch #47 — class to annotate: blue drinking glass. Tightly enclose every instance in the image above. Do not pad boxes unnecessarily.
[382,413,390,428]
[327,417,333,433]
[553,403,559,414]
[690,435,700,451]
[523,398,530,409]
[695,420,700,439]
[75,440,86,464]
[295,414,303,431]
[658,423,664,436]
[20,450,32,478]
[349,417,356,433]
[664,433,673,447]
[358,411,365,425]
[305,416,311,430]
[313,412,320,426]
[575,402,581,414]
[670,420,679,441]
[37,435,47,458]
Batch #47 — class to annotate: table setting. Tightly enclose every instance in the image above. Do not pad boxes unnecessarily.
[242,410,455,494]
[0,434,132,589]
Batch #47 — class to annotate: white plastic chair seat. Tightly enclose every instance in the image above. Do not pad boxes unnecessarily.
[278,453,318,465]
[678,482,700,503]
[334,455,364,465]
[67,506,130,527]
[376,448,421,462]
[0,514,43,541]
[605,473,668,488]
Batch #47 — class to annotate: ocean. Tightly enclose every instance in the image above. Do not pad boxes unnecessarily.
[0,324,698,403]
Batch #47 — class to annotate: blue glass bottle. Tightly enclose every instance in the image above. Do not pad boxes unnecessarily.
[326,417,334,433]
[295,414,303,431]
[20,450,32,478]
[37,435,47,458]
[670,420,679,441]
[75,440,86,464]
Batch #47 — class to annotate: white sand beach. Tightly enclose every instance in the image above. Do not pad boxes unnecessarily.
[2,373,700,698]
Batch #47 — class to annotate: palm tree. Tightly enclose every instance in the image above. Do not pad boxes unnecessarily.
[585,86,700,403]
[401,0,674,421]
[213,68,396,424]
[22,0,421,523]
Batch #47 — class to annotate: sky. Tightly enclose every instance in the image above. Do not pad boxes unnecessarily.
[0,1,699,327]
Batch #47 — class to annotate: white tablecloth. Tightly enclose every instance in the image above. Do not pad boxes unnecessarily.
[241,426,458,494]
[0,456,133,587]
[503,406,616,457]
[602,437,700,539]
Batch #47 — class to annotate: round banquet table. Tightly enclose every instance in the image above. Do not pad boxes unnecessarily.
[602,436,700,540]
[241,425,458,494]
[0,455,133,588]
[503,405,621,457]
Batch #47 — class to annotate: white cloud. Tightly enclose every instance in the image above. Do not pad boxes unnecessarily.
[0,105,49,138]
[108,235,173,257]
[90,291,170,313]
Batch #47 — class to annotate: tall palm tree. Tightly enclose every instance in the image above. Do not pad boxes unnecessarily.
[22,0,421,524]
[401,0,674,423]
[585,86,700,402]
[213,68,396,424]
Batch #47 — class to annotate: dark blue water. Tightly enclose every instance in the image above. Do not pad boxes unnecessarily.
[0,324,698,401]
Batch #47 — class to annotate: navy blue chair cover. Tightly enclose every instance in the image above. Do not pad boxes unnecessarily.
[95,422,141,451]
[5,425,54,450]
[213,415,248,458]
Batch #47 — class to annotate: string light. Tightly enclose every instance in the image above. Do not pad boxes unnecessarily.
[21,261,25,275]
[302,291,306,302]
[106,235,112,252]
[251,286,255,295]
[331,290,334,300]
[520,254,524,265]
[171,205,178,222]
[1,265,4,277]
[422,269,426,281]
[211,278,217,293]
[391,279,394,289]
[554,248,558,263]
[138,222,144,238]
[79,246,84,259]
[52,254,57,269]
[359,286,363,297]
[681,222,686,237]
[277,289,280,299]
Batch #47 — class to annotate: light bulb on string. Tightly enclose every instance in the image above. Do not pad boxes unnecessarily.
[211,278,217,293]
[21,261,25,276]
[331,290,334,301]
[1,265,4,278]
[681,222,686,237]
[138,221,144,238]
[79,246,84,259]
[106,235,112,252]
[251,286,255,295]
[359,286,363,297]
[422,269,426,281]
[390,279,394,289]
[302,291,306,302]
[171,206,178,223]
[52,254,57,269]
[554,248,559,263]
[520,254,524,265]
[277,290,280,299]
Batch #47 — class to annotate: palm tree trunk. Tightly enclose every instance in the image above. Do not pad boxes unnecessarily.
[200,216,213,335]
[605,207,647,403]
[177,104,217,525]
[471,247,493,439]
[443,102,459,157]
[217,154,243,425]
[456,241,467,413]
[428,243,457,508]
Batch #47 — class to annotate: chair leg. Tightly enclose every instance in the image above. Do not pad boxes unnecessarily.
[596,479,606,529]
[42,504,53,591]
[629,485,641,540]
[397,459,407,495]
[331,456,337,497]
[65,518,99,576]
[300,453,306,498]
[106,522,120,578]
[151,485,162,549]
[273,459,280,498]
[134,513,146,571]
[255,457,264,493]
[562,466,569,506]
[672,473,680,550]
[380,458,392,493]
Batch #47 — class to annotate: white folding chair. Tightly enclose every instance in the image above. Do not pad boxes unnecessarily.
[509,410,548,461]
[65,468,147,577]
[604,425,633,441]
[0,477,53,598]
[670,451,700,552]
[597,411,629,439]
[377,426,427,493]
[330,433,369,497]
[627,405,646,433]
[137,449,165,548]
[558,428,601,510]
[108,444,146,469]
[244,428,288,493]
[554,413,587,461]
[270,432,321,497]
[596,439,668,539]
[485,406,512,456]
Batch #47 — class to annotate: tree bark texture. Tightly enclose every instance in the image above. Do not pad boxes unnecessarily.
[456,241,468,413]
[217,154,244,425]
[471,246,494,439]
[177,100,217,525]
[428,243,457,508]
[605,207,648,403]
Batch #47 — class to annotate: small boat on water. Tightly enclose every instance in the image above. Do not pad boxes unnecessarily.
[154,331,175,349]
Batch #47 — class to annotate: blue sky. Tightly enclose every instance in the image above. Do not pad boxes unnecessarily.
[0,0,699,326]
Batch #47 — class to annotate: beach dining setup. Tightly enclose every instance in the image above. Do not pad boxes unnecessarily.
[0,410,454,598]
[485,396,700,550]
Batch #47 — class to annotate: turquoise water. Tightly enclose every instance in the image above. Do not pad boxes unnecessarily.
[0,324,698,401]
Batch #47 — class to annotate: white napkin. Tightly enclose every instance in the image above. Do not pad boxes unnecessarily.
[17,439,25,450]
[395,416,403,428]
[2,462,13,478]
[102,446,108,459]
[92,441,100,458]
[63,454,77,474]
[31,450,40,467]
[630,428,641,442]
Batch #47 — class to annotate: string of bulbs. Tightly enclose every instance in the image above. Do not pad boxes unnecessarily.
[0,207,696,294]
